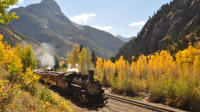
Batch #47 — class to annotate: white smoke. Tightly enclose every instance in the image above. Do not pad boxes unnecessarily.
[41,43,55,53]
[34,43,55,68]
[39,52,55,68]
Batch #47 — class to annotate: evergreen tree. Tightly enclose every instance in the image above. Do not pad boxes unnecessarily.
[54,56,60,70]
[79,45,83,53]
[91,50,97,66]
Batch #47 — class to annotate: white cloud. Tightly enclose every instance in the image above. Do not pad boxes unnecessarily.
[18,0,24,3]
[92,25,113,31]
[9,0,24,9]
[10,5,19,9]
[70,13,96,24]
[129,21,145,27]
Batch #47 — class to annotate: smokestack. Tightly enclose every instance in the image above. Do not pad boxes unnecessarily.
[89,70,94,80]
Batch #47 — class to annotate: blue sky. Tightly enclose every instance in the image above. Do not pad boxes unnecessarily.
[14,0,172,38]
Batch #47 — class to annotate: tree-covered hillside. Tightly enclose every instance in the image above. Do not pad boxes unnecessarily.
[117,0,200,60]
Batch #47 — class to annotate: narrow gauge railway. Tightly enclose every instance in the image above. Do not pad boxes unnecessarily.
[33,70,108,106]
[105,94,176,112]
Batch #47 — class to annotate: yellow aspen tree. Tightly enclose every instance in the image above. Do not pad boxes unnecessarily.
[176,46,200,76]
[96,57,103,80]
[79,48,86,73]
[131,61,136,73]
[71,44,80,66]
[104,60,115,86]
[20,45,37,72]
[115,56,127,91]
[8,55,23,83]
[85,48,92,71]
[101,59,109,86]
[22,68,40,94]
[0,35,15,69]
[135,55,147,79]
[0,35,5,64]
[2,48,15,69]
[193,56,200,76]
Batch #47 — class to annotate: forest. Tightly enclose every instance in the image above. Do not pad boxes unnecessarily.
[96,44,200,111]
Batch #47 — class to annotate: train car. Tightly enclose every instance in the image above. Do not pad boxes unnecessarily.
[34,70,107,105]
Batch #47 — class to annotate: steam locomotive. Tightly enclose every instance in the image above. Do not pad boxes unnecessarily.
[34,70,107,105]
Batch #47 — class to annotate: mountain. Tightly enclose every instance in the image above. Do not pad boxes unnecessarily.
[10,0,124,58]
[117,0,200,60]
[0,23,39,46]
[117,35,134,42]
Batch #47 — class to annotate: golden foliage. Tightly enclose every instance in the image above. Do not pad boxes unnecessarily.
[39,88,73,112]
[0,79,19,111]
[66,44,93,73]
[22,68,40,95]
[18,45,38,71]
[96,46,200,111]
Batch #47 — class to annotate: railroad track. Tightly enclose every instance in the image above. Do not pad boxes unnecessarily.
[105,94,176,112]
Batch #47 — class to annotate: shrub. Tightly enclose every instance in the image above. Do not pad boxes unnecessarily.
[39,89,56,105]
[58,101,73,112]
[7,55,23,83]
[0,79,19,111]
[22,68,40,95]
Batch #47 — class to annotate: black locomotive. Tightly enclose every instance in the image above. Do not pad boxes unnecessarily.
[34,70,107,105]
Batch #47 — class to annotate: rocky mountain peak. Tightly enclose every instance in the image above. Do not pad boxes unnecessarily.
[10,0,124,58]
[40,0,61,12]
[41,0,56,4]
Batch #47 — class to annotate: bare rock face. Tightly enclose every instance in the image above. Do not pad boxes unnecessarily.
[117,0,200,60]
[10,0,124,58]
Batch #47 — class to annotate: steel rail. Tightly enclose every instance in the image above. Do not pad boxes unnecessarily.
[105,94,176,112]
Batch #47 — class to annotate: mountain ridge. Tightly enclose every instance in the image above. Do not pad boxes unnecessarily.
[0,23,39,46]
[10,0,124,58]
[116,35,135,42]
[117,0,200,60]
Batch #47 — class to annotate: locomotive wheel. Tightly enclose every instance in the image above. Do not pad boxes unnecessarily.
[79,94,88,104]
[73,92,79,100]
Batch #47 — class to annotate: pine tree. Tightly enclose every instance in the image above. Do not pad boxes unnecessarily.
[91,50,97,66]
[54,56,60,70]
